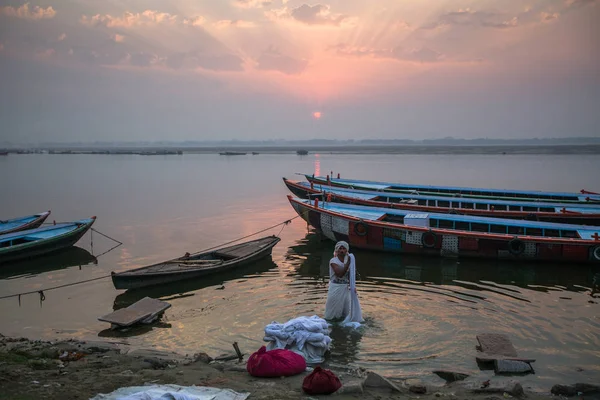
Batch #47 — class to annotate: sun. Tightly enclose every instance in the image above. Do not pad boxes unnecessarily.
[312,111,322,119]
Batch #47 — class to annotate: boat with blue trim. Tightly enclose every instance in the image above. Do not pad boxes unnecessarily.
[305,174,600,204]
[287,195,600,264]
[283,178,600,225]
[0,217,96,264]
[0,211,51,235]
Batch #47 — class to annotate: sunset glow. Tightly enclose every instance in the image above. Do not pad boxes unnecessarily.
[1,0,598,142]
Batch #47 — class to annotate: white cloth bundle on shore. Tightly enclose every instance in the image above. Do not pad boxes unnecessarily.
[263,315,331,364]
[90,384,249,400]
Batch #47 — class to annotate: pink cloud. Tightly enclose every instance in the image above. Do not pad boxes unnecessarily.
[1,2,56,20]
[267,3,353,27]
[80,10,177,28]
[213,19,256,28]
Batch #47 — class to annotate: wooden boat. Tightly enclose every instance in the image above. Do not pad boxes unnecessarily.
[283,178,600,225]
[287,195,600,264]
[305,174,600,204]
[0,217,96,264]
[0,211,51,235]
[111,235,281,290]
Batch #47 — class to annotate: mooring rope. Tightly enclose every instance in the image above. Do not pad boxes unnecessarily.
[0,216,299,302]
[188,215,299,256]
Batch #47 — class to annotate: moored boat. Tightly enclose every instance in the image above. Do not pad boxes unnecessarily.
[0,217,96,264]
[0,211,51,235]
[219,151,247,155]
[305,175,600,204]
[287,195,600,264]
[283,178,600,225]
[111,235,281,290]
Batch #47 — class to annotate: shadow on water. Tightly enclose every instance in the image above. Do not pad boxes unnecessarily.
[112,258,279,310]
[97,321,173,339]
[0,246,97,280]
[285,232,600,293]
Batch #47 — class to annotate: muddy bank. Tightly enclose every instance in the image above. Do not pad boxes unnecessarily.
[1,333,596,400]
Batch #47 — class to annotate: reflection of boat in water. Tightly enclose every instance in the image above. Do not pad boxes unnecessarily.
[286,232,600,292]
[0,246,97,279]
[112,258,278,310]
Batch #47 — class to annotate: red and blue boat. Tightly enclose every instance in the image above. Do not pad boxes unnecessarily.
[287,196,600,264]
[305,174,600,204]
[284,178,600,225]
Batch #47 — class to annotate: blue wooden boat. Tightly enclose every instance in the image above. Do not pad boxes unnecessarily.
[283,178,600,225]
[0,211,51,235]
[287,195,600,264]
[0,217,96,264]
[111,235,281,290]
[305,174,600,204]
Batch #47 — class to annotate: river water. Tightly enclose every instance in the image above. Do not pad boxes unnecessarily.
[0,151,598,391]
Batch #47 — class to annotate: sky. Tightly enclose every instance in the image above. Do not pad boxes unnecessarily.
[0,0,599,143]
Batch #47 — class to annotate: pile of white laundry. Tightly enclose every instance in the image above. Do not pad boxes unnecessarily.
[90,384,249,400]
[263,315,332,364]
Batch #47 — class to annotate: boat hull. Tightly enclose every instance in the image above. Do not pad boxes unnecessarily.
[283,178,600,225]
[0,211,51,235]
[288,197,600,264]
[306,175,600,204]
[111,236,281,290]
[0,218,95,265]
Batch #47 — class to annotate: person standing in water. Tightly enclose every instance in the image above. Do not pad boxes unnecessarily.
[324,241,363,324]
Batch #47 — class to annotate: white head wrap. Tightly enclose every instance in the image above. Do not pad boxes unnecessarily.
[334,241,349,256]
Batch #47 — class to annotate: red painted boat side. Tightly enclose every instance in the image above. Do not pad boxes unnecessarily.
[287,195,600,264]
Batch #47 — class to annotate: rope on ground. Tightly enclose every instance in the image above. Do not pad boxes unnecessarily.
[0,215,300,302]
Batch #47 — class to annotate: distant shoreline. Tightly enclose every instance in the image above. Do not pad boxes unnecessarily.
[2,144,600,155]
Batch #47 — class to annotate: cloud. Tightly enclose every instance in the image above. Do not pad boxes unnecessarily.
[330,43,444,63]
[565,0,599,8]
[540,12,560,23]
[422,9,520,30]
[0,2,56,20]
[80,10,177,28]
[112,34,125,43]
[256,47,307,74]
[235,0,273,8]
[268,3,352,26]
[183,16,205,27]
[213,19,256,28]
[35,48,56,58]
[164,51,245,72]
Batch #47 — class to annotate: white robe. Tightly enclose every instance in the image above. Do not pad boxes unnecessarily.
[325,254,363,327]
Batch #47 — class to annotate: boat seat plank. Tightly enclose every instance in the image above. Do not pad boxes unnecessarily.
[213,242,270,259]
[99,297,171,327]
[476,333,519,357]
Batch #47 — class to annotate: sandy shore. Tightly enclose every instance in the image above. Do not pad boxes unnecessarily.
[1,333,595,400]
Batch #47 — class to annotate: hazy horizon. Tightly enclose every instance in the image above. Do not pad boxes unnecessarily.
[1,0,599,143]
